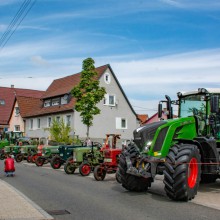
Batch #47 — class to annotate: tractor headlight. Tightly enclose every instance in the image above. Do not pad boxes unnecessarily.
[144,141,152,152]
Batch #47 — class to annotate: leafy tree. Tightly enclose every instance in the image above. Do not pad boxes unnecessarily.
[71,58,106,137]
[48,118,72,144]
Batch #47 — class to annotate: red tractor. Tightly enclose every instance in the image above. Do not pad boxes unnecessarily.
[93,134,122,181]
[27,145,44,163]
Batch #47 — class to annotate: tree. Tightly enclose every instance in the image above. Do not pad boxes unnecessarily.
[48,118,72,144]
[71,58,106,137]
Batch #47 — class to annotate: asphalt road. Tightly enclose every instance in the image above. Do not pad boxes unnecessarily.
[1,160,220,220]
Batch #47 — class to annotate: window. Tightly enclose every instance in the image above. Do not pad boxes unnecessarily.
[14,125,20,131]
[66,115,71,126]
[104,94,116,106]
[15,107,20,116]
[61,94,68,105]
[104,73,111,84]
[52,98,60,106]
[44,100,51,107]
[116,117,127,129]
[56,116,60,122]
[30,119,33,129]
[48,117,52,127]
[37,118,41,128]
[0,99,5,105]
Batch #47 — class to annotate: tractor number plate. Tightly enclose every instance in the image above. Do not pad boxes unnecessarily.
[60,154,63,156]
[104,158,112,162]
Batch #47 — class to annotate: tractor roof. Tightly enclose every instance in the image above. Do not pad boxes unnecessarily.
[177,88,220,97]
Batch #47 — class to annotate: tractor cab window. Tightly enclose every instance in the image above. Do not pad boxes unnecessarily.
[179,95,206,118]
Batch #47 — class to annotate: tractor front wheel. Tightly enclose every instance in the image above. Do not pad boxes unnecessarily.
[50,155,62,169]
[94,165,106,181]
[27,155,32,163]
[35,156,45,167]
[79,163,92,176]
[164,143,201,201]
[64,161,76,174]
[15,154,23,163]
[118,144,151,191]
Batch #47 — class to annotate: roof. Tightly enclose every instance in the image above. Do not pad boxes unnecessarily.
[178,88,220,97]
[25,64,137,118]
[42,65,108,99]
[0,87,44,125]
[137,114,148,124]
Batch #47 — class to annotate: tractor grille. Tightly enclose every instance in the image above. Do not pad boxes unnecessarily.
[133,121,167,151]
[153,127,169,152]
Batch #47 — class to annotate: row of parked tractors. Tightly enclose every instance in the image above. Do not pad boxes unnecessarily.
[0,134,123,182]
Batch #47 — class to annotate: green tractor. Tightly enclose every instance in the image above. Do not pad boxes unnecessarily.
[64,143,103,176]
[119,88,220,201]
[35,145,60,166]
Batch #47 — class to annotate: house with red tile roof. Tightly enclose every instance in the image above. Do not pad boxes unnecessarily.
[23,64,139,143]
[0,86,44,137]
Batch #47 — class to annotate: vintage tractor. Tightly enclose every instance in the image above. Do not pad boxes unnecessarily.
[0,145,21,160]
[35,145,60,166]
[64,143,103,176]
[15,145,37,162]
[50,145,83,169]
[118,88,220,201]
[27,145,44,163]
[93,134,122,181]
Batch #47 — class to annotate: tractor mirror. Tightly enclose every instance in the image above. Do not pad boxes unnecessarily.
[158,103,162,118]
[210,95,220,113]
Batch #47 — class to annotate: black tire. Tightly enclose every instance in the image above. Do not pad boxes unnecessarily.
[50,155,62,169]
[115,168,122,184]
[94,165,106,181]
[0,154,5,160]
[64,161,76,174]
[15,154,23,163]
[163,143,201,201]
[35,156,45,167]
[27,155,32,163]
[118,144,151,191]
[79,163,92,176]
[200,174,218,183]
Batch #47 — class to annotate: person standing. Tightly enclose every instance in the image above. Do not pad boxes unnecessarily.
[4,154,15,177]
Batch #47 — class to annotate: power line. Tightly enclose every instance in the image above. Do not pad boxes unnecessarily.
[0,0,37,51]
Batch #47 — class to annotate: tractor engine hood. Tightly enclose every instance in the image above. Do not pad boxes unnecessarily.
[133,121,167,151]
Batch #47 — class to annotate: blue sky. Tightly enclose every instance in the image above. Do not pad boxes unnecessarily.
[1,0,220,116]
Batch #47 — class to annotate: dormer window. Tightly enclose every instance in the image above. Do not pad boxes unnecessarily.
[44,100,51,107]
[52,98,60,106]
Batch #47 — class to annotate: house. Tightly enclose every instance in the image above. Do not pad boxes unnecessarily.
[23,64,140,144]
[145,109,177,124]
[0,86,44,138]
[137,114,148,125]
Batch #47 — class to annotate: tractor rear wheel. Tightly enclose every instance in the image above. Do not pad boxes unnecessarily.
[164,143,201,201]
[79,163,91,176]
[64,161,76,174]
[118,144,151,191]
[35,156,45,167]
[115,168,121,184]
[15,154,23,163]
[94,165,106,181]
[50,155,62,169]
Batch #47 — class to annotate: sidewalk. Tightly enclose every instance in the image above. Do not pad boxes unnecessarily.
[0,179,53,220]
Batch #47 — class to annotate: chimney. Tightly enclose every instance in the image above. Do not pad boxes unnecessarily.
[11,85,14,88]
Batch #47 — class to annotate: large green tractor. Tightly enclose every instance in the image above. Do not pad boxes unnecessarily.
[118,88,220,201]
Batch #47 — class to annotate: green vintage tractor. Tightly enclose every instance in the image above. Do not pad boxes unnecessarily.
[64,143,103,176]
[119,88,220,201]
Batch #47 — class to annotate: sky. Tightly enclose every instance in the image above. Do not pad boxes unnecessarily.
[1,0,220,117]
